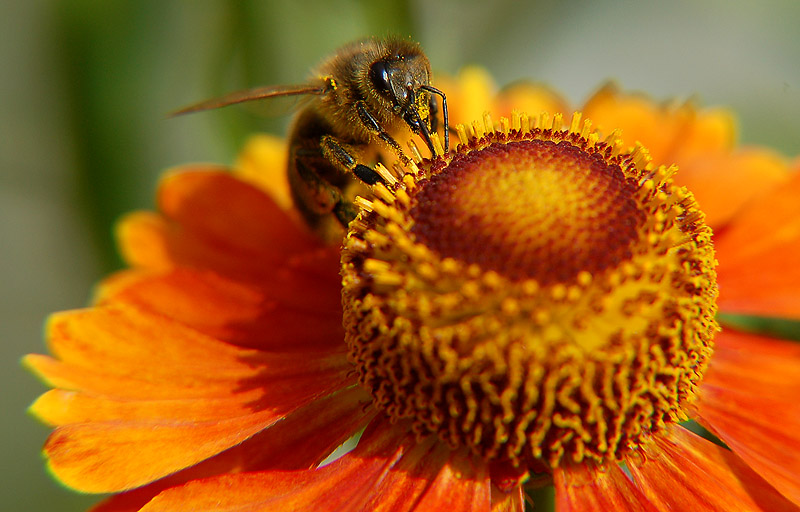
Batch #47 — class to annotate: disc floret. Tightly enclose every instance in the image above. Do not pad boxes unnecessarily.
[341,112,719,470]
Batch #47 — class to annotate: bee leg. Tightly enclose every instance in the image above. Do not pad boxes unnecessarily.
[319,135,385,186]
[291,152,360,230]
[292,153,345,214]
[354,101,411,165]
[331,200,359,227]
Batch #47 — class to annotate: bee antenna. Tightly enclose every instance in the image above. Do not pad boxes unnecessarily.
[420,85,449,152]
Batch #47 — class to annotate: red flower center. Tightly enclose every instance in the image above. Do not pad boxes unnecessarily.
[411,139,645,283]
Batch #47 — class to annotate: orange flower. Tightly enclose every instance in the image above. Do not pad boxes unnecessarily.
[26,69,800,511]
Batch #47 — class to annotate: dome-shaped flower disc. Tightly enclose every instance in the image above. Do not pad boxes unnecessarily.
[341,112,719,469]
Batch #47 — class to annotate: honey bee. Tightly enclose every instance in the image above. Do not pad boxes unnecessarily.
[174,37,449,241]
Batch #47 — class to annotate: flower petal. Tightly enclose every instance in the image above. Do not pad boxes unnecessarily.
[676,149,789,228]
[115,212,173,272]
[489,462,527,512]
[436,67,497,128]
[494,82,569,125]
[695,328,800,506]
[436,67,569,130]
[363,439,490,512]
[626,425,799,511]
[715,171,800,319]
[31,388,270,426]
[137,418,408,511]
[139,418,490,512]
[407,451,490,511]
[157,169,316,255]
[234,134,293,211]
[582,84,731,166]
[117,170,331,282]
[28,304,348,399]
[34,374,353,493]
[581,85,792,228]
[490,484,524,512]
[89,386,374,512]
[96,268,343,351]
[554,462,657,512]
[25,304,352,492]
[41,413,280,494]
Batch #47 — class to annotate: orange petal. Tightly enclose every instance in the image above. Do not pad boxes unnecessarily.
[118,170,330,280]
[406,449,490,512]
[490,484,524,512]
[234,134,293,211]
[34,365,354,493]
[676,148,790,228]
[27,353,266,400]
[715,171,800,319]
[119,210,341,286]
[90,386,374,512]
[438,67,570,131]
[696,329,800,506]
[140,418,490,512]
[626,425,798,511]
[96,268,343,351]
[494,81,570,122]
[581,84,697,163]
[116,212,173,271]
[28,304,348,399]
[26,303,353,493]
[582,84,733,167]
[489,461,529,511]
[580,84,791,229]
[31,388,269,426]
[157,169,317,254]
[359,440,489,512]
[31,360,353,492]
[670,105,737,160]
[436,67,498,128]
[554,462,657,512]
[360,439,453,511]
[42,411,280,493]
[138,418,411,511]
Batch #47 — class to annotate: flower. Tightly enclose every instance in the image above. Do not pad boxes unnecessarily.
[26,68,800,511]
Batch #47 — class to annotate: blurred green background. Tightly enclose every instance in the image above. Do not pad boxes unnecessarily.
[2,1,799,510]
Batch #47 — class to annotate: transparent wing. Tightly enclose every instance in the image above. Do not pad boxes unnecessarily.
[170,84,326,116]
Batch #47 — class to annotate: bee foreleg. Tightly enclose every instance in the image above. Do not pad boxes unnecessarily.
[319,135,385,186]
[354,101,411,165]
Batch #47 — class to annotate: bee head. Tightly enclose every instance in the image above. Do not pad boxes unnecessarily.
[368,55,449,152]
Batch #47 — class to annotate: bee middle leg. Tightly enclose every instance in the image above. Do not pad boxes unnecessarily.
[319,135,386,186]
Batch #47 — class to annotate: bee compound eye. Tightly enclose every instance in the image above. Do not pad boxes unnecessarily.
[368,60,392,97]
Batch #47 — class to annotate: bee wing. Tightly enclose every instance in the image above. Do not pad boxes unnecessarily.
[170,84,326,116]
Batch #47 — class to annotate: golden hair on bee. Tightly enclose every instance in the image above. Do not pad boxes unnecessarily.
[173,36,449,242]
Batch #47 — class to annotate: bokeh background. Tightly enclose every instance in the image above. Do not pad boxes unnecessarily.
[3,1,799,510]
